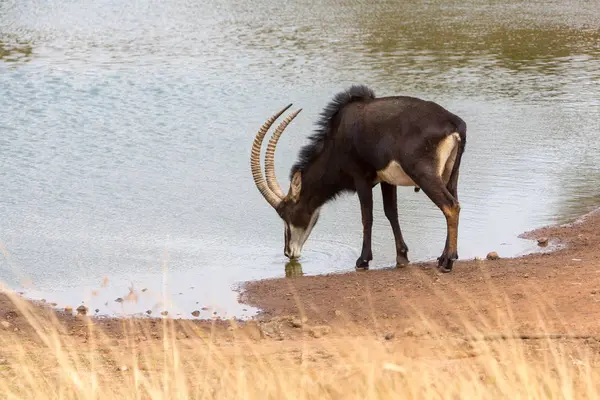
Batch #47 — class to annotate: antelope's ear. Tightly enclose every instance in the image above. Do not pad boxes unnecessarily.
[289,171,302,201]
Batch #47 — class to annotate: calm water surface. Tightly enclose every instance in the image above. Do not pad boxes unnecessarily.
[1,0,599,318]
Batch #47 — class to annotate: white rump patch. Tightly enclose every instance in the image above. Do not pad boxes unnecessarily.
[437,132,461,183]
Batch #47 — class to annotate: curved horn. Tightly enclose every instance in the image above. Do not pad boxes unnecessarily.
[250,104,293,208]
[265,108,303,199]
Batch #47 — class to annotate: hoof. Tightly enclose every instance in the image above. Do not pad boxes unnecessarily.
[396,255,410,268]
[437,255,456,273]
[355,258,370,270]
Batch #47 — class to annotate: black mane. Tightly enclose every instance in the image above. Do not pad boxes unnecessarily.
[289,84,376,179]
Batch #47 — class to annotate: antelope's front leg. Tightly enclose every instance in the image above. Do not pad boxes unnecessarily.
[355,180,374,270]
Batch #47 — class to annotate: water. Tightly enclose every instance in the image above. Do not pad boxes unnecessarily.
[1,0,599,319]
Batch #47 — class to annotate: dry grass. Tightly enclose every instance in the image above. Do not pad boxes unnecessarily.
[1,287,599,400]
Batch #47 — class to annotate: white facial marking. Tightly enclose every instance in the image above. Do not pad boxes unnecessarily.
[285,208,321,259]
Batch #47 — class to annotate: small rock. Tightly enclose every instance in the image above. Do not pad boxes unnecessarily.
[524,274,529,278]
[486,252,500,260]
[404,327,415,337]
[201,307,209,311]
[64,306,73,313]
[115,298,123,303]
[537,237,549,246]
[309,325,331,338]
[141,288,148,292]
[160,311,168,316]
[591,290,599,295]
[384,332,395,340]
[76,305,88,315]
[191,310,200,317]
[291,318,303,328]
[1,321,11,329]
[146,310,152,315]
[50,303,57,307]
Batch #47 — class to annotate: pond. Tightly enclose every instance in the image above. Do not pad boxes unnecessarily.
[1,0,599,319]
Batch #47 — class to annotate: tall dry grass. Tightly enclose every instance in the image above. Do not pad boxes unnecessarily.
[0,287,599,400]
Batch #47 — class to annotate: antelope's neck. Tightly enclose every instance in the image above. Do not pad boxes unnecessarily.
[298,156,348,212]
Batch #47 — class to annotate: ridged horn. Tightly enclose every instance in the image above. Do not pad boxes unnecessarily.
[250,104,293,208]
[265,108,303,199]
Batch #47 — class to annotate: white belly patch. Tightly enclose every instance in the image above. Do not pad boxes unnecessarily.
[376,161,416,187]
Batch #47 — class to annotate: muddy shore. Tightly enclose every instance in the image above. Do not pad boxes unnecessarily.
[238,207,600,337]
[1,207,600,343]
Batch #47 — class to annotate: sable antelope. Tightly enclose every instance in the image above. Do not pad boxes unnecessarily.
[250,85,467,272]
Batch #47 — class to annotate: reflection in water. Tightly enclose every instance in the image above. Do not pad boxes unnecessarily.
[0,38,32,63]
[285,260,303,278]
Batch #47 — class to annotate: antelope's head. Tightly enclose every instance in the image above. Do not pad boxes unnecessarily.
[250,104,321,260]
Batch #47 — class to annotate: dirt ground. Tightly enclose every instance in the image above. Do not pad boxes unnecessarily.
[239,207,600,338]
[1,206,600,349]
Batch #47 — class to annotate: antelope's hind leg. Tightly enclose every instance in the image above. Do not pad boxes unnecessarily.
[381,182,410,267]
[413,173,460,273]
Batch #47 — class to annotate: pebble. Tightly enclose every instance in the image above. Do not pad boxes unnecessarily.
[146,310,152,315]
[592,290,599,295]
[291,318,303,328]
[64,306,73,313]
[95,309,100,313]
[161,311,168,316]
[201,307,209,311]
[115,298,124,303]
[1,321,11,329]
[537,237,549,246]
[309,325,331,338]
[486,252,500,260]
[384,332,395,340]
[141,288,148,292]
[404,327,415,337]
[76,305,88,315]
[191,310,200,317]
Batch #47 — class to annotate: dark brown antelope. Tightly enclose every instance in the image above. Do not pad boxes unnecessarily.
[250,85,467,273]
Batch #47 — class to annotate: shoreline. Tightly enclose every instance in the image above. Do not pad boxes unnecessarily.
[2,204,600,340]
[237,203,600,336]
